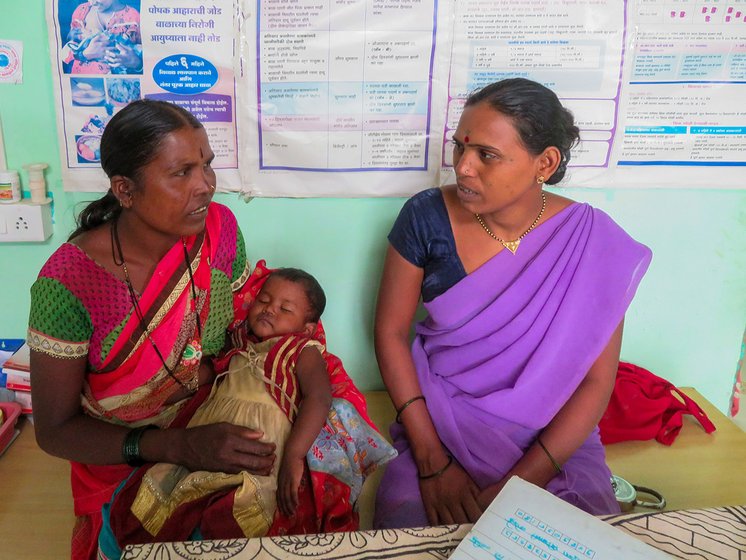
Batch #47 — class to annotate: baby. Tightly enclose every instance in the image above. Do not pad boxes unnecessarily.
[123,264,396,541]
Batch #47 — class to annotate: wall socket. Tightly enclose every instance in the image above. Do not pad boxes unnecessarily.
[0,200,53,242]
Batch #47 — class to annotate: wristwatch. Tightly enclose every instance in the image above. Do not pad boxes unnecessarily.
[611,475,666,512]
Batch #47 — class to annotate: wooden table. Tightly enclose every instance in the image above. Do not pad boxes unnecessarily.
[1,388,744,559]
[604,387,746,511]
[0,417,74,559]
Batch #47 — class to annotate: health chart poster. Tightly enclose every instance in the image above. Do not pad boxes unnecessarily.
[48,0,746,196]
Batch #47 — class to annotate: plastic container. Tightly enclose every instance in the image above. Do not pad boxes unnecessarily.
[0,401,22,455]
[23,163,49,203]
[0,170,21,203]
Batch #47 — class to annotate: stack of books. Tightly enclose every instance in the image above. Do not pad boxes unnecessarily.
[0,340,32,416]
[0,401,22,457]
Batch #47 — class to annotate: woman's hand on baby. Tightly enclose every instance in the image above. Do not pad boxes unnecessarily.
[82,33,110,61]
[181,422,276,475]
[419,460,482,525]
[277,455,305,517]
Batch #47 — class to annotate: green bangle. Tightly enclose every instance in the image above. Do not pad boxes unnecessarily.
[418,455,453,480]
[122,425,157,467]
[536,436,563,474]
[395,395,426,424]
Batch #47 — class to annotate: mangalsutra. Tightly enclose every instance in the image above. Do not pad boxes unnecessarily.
[111,220,201,393]
[475,191,547,255]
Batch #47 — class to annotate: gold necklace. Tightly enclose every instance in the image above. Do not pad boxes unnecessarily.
[475,192,547,255]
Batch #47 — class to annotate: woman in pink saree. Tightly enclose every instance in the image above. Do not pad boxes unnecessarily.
[62,0,142,74]
[28,100,274,560]
[374,78,652,528]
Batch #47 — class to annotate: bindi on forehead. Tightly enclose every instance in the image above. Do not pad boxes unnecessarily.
[464,135,470,143]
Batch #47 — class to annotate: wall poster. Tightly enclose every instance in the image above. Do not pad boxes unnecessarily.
[48,1,746,196]
[47,0,241,192]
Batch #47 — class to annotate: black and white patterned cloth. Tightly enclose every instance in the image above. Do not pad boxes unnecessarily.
[123,506,746,560]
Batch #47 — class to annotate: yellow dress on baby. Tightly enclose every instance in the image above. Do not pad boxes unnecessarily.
[131,336,321,538]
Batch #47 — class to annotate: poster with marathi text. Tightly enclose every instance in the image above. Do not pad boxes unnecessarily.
[237,0,453,197]
[49,0,745,196]
[48,0,241,192]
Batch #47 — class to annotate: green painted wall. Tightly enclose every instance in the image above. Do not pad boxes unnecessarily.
[1,2,744,412]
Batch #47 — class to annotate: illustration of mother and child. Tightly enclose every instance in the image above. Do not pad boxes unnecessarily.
[59,0,143,75]
[28,77,650,559]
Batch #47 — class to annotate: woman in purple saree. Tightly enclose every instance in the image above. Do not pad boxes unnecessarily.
[374,78,652,528]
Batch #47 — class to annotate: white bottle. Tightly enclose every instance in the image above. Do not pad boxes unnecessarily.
[0,170,21,203]
[24,163,48,203]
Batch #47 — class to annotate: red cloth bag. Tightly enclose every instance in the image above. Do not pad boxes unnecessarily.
[599,362,716,445]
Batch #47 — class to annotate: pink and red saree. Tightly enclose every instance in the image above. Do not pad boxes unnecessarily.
[28,203,251,559]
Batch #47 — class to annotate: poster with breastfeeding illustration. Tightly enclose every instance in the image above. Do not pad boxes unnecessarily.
[48,0,746,196]
[47,0,241,192]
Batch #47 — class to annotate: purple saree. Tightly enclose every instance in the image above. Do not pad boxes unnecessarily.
[374,203,652,528]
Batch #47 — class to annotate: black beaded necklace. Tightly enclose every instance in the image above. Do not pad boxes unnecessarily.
[110,218,201,393]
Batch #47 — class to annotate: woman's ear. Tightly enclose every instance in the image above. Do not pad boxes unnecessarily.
[110,175,134,208]
[538,146,561,181]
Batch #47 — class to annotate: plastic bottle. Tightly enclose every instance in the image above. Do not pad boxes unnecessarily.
[24,163,48,203]
[0,170,21,203]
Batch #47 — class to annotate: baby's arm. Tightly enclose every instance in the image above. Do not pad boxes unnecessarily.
[277,345,332,517]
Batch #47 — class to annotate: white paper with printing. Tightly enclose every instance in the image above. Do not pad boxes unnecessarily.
[449,477,672,560]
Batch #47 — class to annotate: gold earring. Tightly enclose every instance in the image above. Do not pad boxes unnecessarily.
[209,185,216,191]
[537,175,546,185]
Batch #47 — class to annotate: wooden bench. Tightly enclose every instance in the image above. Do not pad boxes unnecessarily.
[1,388,744,558]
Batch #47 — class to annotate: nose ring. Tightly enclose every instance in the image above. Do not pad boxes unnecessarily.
[209,185,216,191]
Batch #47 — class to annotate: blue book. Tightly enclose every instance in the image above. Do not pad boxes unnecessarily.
[0,339,26,388]
[0,339,24,355]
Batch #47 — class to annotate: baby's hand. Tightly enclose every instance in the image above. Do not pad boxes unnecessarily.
[277,455,305,517]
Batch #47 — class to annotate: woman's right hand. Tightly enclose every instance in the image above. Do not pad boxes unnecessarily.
[177,422,276,475]
[31,349,275,473]
[375,247,482,525]
[419,459,482,525]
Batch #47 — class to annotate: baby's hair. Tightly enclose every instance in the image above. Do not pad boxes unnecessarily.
[270,268,326,323]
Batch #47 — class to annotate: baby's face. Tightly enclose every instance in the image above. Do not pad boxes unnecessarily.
[248,276,314,340]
